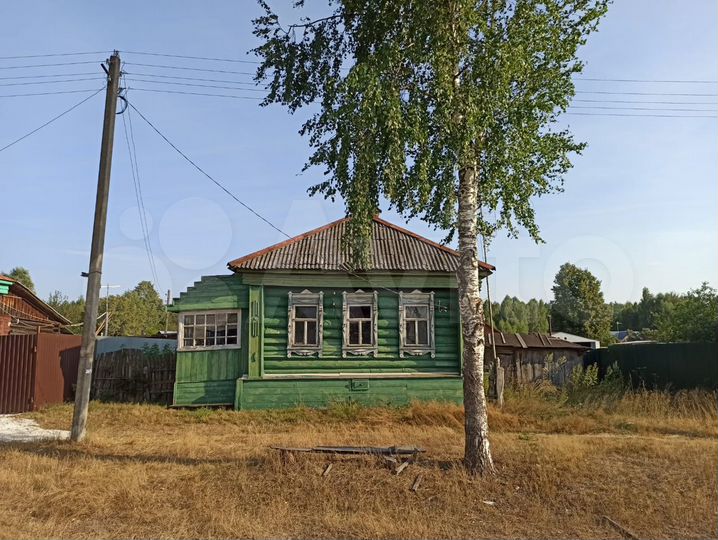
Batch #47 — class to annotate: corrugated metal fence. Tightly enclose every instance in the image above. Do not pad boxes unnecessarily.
[586,342,718,390]
[0,333,82,413]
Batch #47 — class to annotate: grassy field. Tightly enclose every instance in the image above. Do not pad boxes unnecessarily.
[0,388,716,539]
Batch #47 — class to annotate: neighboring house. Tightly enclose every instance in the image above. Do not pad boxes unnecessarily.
[169,215,494,409]
[610,329,629,342]
[486,326,587,387]
[0,275,70,335]
[551,331,600,349]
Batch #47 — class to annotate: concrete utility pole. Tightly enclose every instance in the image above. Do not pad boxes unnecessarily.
[71,51,121,442]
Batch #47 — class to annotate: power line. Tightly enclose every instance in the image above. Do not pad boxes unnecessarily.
[124,62,255,76]
[0,60,104,70]
[121,50,261,65]
[576,90,717,97]
[574,98,717,106]
[126,78,266,92]
[119,90,160,289]
[0,51,110,60]
[0,88,101,97]
[570,105,717,113]
[0,72,100,81]
[0,87,103,153]
[0,77,105,87]
[575,77,717,84]
[126,100,290,238]
[123,71,258,86]
[127,87,263,100]
[566,112,716,118]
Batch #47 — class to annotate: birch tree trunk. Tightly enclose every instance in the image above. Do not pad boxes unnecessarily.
[457,165,495,475]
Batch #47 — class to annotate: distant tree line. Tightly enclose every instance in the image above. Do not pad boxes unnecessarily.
[6,266,715,343]
[46,280,177,337]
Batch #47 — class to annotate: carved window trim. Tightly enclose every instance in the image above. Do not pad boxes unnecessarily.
[342,290,378,357]
[399,290,435,358]
[287,290,323,357]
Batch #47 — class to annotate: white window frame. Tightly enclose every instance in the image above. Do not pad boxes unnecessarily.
[287,290,323,357]
[178,310,242,351]
[342,290,378,357]
[399,290,435,358]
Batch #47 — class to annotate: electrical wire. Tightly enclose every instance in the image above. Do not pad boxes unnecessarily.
[574,98,717,106]
[126,87,263,100]
[0,71,100,81]
[0,51,110,60]
[0,77,105,87]
[124,62,254,76]
[575,76,717,84]
[119,88,160,289]
[0,87,104,153]
[121,50,260,65]
[576,90,717,97]
[570,105,716,113]
[126,78,266,92]
[566,112,716,118]
[0,88,102,97]
[123,71,258,86]
[0,60,104,70]
[126,100,291,238]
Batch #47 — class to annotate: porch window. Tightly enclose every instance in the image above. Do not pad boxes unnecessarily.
[179,310,241,350]
[287,290,323,356]
[399,291,435,357]
[342,290,378,357]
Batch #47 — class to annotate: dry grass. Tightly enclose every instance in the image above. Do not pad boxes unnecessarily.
[0,390,716,539]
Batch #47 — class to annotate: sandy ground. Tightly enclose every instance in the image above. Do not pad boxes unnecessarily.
[0,415,69,443]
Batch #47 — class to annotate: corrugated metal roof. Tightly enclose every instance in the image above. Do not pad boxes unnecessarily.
[485,325,587,350]
[228,216,495,273]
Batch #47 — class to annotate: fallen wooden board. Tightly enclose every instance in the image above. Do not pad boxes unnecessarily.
[603,515,638,539]
[271,445,425,456]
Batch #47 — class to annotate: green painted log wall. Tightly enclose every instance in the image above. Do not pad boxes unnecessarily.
[262,286,461,376]
[173,307,249,406]
[236,376,463,410]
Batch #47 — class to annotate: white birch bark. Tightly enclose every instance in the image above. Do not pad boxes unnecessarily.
[457,166,495,475]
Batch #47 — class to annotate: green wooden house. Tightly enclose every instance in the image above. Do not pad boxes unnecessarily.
[169,215,494,409]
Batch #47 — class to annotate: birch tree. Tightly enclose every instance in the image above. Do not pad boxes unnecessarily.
[252,0,608,474]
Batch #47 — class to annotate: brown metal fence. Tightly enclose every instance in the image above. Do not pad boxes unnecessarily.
[91,349,176,405]
[0,333,82,413]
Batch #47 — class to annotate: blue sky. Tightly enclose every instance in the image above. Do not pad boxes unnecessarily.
[1,1,715,304]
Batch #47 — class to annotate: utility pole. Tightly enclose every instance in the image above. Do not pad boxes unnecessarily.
[71,51,121,442]
[165,289,171,334]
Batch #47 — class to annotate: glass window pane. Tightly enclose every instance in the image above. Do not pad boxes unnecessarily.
[205,336,215,346]
[216,313,227,326]
[295,305,317,319]
[183,338,193,347]
[306,321,317,345]
[361,320,372,344]
[349,321,360,344]
[195,314,206,325]
[195,338,205,346]
[184,327,194,338]
[206,327,216,339]
[205,314,215,325]
[406,305,428,319]
[294,320,305,345]
[183,314,194,325]
[226,335,237,345]
[417,320,429,345]
[349,305,371,319]
[227,325,237,337]
[227,313,238,323]
[195,326,206,339]
[215,336,226,346]
[406,321,416,344]
[216,326,226,339]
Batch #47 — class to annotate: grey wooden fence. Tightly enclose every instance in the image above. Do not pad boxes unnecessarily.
[91,349,175,405]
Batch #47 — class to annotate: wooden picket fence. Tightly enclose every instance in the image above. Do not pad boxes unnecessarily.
[91,349,176,405]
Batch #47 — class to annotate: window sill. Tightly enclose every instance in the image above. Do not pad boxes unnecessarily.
[178,345,242,352]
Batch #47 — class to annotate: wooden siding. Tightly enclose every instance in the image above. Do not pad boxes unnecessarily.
[169,275,249,312]
[262,286,461,376]
[236,376,463,410]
